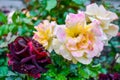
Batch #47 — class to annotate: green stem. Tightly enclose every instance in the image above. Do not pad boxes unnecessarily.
[27,75,30,80]
[26,75,33,80]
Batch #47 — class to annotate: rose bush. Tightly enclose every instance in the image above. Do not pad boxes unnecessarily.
[0,0,119,80]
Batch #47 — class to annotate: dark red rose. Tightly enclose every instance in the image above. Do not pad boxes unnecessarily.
[114,73,120,80]
[7,37,51,78]
[99,73,120,80]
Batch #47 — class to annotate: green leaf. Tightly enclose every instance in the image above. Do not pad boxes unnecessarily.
[9,24,15,32]
[30,10,38,16]
[85,68,97,77]
[22,18,31,24]
[15,77,22,80]
[100,68,107,74]
[114,63,120,72]
[46,0,57,11]
[5,77,14,80]
[46,70,56,77]
[12,12,18,23]
[0,48,8,55]
[0,66,8,77]
[72,0,87,4]
[0,77,5,80]
[91,64,101,71]
[7,71,16,76]
[34,20,41,26]
[0,25,9,36]
[0,12,7,23]
[78,68,89,79]
[55,74,67,80]
[0,58,4,65]
[70,64,77,71]
[45,76,53,80]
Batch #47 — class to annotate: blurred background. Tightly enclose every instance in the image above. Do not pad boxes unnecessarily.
[0,0,120,14]
[0,0,120,80]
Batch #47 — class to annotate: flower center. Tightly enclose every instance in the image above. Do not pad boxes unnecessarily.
[66,25,95,50]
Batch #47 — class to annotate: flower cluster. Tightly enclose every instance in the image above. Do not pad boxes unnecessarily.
[7,3,119,79]
[33,3,119,64]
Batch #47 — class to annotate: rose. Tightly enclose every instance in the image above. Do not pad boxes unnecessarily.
[7,37,51,78]
[85,3,119,43]
[53,12,104,64]
[99,73,120,80]
[33,20,56,51]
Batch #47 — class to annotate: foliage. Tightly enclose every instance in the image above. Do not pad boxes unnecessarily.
[40,51,102,80]
[26,0,89,24]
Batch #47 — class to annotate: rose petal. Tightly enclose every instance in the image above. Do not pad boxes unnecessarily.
[54,25,66,42]
[71,50,84,57]
[99,5,107,17]
[86,39,104,58]
[86,3,99,16]
[59,45,72,60]
[104,24,119,37]
[75,57,92,64]
[66,38,78,51]
[66,12,85,27]
[107,11,118,21]
[52,39,61,54]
